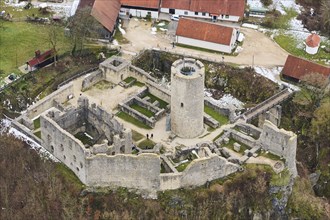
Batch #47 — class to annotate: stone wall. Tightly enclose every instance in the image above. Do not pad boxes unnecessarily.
[160,154,239,190]
[26,83,74,119]
[235,123,262,139]
[258,120,297,177]
[145,80,171,104]
[204,98,234,122]
[119,102,156,127]
[129,65,157,83]
[40,111,90,184]
[81,69,105,91]
[230,130,257,148]
[86,153,161,197]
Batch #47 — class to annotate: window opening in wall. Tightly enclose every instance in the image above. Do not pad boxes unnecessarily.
[60,144,64,151]
[202,12,206,16]
[181,103,184,107]
[80,162,83,168]
[76,167,79,171]
[195,12,198,15]
[225,15,229,18]
[184,11,188,15]
[64,155,66,160]
[50,145,54,153]
[73,155,76,162]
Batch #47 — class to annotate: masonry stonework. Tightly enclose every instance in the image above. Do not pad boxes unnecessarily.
[170,58,205,138]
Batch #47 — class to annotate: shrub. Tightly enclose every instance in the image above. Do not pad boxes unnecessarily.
[261,0,273,7]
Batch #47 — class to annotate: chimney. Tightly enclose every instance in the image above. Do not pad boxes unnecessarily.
[35,50,41,57]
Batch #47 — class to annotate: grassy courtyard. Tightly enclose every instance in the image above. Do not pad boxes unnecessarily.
[0,21,71,76]
[204,105,229,125]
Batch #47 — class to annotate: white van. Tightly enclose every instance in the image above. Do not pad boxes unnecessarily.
[171,14,180,21]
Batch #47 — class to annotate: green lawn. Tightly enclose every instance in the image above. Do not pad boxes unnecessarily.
[33,117,40,130]
[132,130,144,142]
[0,21,71,76]
[116,111,152,129]
[141,92,168,109]
[130,103,155,117]
[123,76,136,83]
[176,161,191,172]
[137,139,155,149]
[274,34,330,65]
[133,81,145,87]
[204,105,229,125]
[223,138,249,154]
[74,132,94,146]
[33,131,41,139]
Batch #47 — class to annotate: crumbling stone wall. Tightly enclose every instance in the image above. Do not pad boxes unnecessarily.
[40,111,90,184]
[258,105,282,127]
[81,69,105,91]
[258,120,297,177]
[26,83,74,119]
[160,154,239,190]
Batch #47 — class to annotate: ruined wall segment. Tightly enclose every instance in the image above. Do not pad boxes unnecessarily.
[258,120,297,177]
[170,58,205,138]
[86,153,161,196]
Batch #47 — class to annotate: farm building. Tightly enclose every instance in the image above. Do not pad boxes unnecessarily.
[91,0,121,39]
[160,0,245,22]
[305,33,321,55]
[120,0,161,19]
[175,18,238,53]
[26,49,56,72]
[282,55,330,82]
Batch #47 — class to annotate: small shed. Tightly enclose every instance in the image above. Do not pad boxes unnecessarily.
[26,49,56,72]
[305,33,320,55]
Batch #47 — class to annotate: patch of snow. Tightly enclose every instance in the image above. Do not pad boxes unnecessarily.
[118,24,126,35]
[271,0,301,14]
[247,0,263,8]
[0,119,59,162]
[84,132,94,140]
[205,93,245,109]
[151,27,157,35]
[157,22,166,26]
[242,23,259,29]
[253,66,300,91]
[159,28,167,32]
[112,39,119,45]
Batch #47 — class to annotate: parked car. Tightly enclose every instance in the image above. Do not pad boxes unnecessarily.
[171,14,180,21]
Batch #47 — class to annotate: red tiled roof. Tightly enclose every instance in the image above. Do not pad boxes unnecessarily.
[91,0,121,32]
[121,0,160,9]
[190,0,245,17]
[282,55,330,80]
[176,18,234,45]
[161,0,190,10]
[161,0,245,18]
[306,33,321,47]
[27,49,55,67]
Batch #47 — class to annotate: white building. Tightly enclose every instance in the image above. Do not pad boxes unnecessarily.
[176,18,238,53]
[160,0,245,22]
[305,33,321,55]
[120,0,160,19]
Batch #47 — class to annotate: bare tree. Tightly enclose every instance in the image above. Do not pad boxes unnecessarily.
[47,22,59,66]
[68,7,101,56]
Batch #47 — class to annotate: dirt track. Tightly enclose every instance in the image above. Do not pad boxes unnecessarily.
[121,19,289,67]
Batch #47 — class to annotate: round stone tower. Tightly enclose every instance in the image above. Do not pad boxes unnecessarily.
[170,58,205,138]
